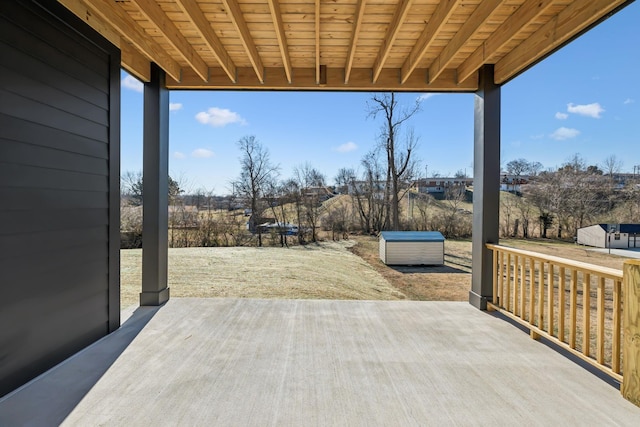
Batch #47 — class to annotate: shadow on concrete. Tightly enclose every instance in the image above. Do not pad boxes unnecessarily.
[0,305,161,425]
[486,309,621,390]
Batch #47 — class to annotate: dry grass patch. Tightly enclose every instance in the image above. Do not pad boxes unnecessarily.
[349,235,471,301]
[121,240,405,309]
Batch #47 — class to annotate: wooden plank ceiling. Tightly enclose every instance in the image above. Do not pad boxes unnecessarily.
[59,0,631,91]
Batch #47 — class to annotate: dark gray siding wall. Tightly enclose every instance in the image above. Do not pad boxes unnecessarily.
[0,0,120,397]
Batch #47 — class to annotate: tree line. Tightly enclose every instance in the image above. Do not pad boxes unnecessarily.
[503,154,640,240]
[119,92,640,247]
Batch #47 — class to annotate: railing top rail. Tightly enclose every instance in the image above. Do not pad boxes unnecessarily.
[486,243,623,280]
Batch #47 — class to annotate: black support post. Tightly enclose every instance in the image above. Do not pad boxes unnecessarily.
[140,64,170,306]
[470,65,500,310]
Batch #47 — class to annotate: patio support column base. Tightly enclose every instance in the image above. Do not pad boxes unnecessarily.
[140,288,170,306]
[468,291,488,310]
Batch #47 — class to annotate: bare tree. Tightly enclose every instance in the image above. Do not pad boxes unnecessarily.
[232,136,279,247]
[441,184,468,237]
[602,154,623,177]
[368,93,420,230]
[121,170,183,206]
[294,163,326,242]
[355,149,387,233]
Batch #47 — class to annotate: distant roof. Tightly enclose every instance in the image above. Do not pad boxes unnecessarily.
[380,231,445,242]
[597,224,640,233]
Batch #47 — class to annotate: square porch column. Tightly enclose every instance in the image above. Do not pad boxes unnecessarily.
[140,64,170,306]
[470,65,500,310]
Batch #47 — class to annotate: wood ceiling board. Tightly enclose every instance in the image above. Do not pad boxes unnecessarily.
[58,0,633,91]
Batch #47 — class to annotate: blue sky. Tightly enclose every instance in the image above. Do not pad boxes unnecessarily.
[120,2,639,194]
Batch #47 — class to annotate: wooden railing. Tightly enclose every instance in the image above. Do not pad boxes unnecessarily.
[485,244,624,382]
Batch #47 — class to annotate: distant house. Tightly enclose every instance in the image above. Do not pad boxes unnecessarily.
[576,224,640,249]
[414,177,473,194]
[500,174,532,193]
[259,222,300,236]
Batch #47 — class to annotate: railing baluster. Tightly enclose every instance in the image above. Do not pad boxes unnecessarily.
[538,261,545,329]
[506,253,512,312]
[514,255,520,316]
[597,276,605,365]
[612,279,621,374]
[491,251,498,304]
[548,263,555,336]
[583,272,591,357]
[558,267,566,343]
[520,257,526,320]
[498,250,504,307]
[570,269,577,349]
[529,258,535,323]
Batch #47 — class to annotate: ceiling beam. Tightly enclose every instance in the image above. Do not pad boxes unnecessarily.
[266,0,293,84]
[457,0,555,84]
[130,0,208,82]
[495,0,628,84]
[315,0,321,84]
[220,0,264,83]
[400,0,460,84]
[120,40,151,82]
[58,0,121,47]
[372,0,414,83]
[60,0,152,82]
[73,0,181,81]
[428,0,504,84]
[344,0,367,84]
[175,0,237,83]
[167,67,478,92]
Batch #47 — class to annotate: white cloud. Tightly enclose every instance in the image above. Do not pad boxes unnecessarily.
[550,127,580,140]
[173,151,186,159]
[567,102,604,118]
[169,103,183,111]
[555,112,568,120]
[192,148,214,158]
[417,93,438,101]
[334,141,358,153]
[195,107,246,127]
[530,134,545,140]
[122,75,143,93]
[624,98,635,105]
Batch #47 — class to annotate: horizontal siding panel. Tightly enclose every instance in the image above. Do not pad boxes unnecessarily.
[0,188,107,210]
[0,292,108,389]
[0,163,107,192]
[0,208,108,235]
[0,114,108,159]
[0,62,108,126]
[1,257,108,310]
[0,9,109,92]
[0,138,108,175]
[0,226,107,260]
[0,89,108,143]
[0,40,107,108]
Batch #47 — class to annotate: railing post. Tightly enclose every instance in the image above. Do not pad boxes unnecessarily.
[622,260,640,406]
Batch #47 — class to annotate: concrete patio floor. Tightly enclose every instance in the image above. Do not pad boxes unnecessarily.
[1,298,639,426]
